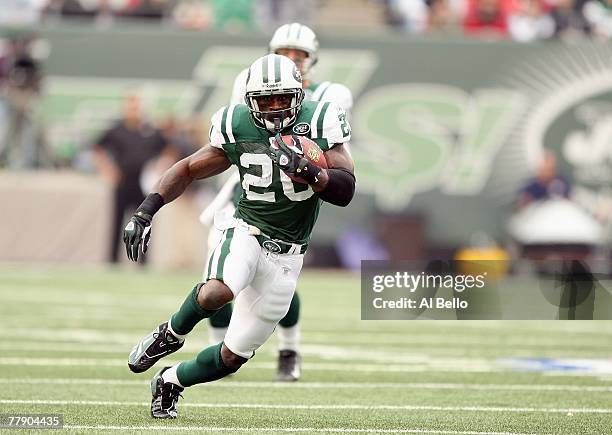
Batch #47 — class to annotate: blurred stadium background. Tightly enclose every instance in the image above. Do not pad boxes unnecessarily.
[2,0,612,433]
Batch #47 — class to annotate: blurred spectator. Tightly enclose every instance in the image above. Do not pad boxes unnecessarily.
[50,0,172,22]
[123,0,172,19]
[157,114,202,158]
[0,0,45,27]
[548,0,591,39]
[91,94,178,263]
[583,0,612,39]
[254,0,316,31]
[463,0,512,38]
[426,0,461,34]
[385,0,429,34]
[381,0,406,27]
[508,0,555,41]
[172,0,211,30]
[212,0,255,31]
[517,150,571,209]
[56,0,104,18]
[0,34,49,169]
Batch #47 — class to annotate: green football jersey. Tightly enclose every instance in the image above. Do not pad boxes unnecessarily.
[209,100,351,245]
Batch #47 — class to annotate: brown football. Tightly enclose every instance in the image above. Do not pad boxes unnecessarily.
[275,134,328,184]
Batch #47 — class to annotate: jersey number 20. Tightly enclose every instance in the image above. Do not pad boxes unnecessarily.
[240,153,315,202]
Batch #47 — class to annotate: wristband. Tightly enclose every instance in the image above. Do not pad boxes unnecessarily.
[296,158,322,184]
[135,193,165,218]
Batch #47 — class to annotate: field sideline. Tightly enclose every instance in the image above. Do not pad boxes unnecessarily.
[1,264,612,434]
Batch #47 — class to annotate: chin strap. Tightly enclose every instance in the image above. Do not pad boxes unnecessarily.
[273,117,282,133]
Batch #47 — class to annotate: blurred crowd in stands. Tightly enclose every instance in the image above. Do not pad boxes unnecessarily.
[1,0,612,41]
[1,0,609,173]
[0,31,205,171]
[385,0,610,41]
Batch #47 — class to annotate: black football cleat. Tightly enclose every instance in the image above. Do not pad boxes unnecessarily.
[128,322,184,373]
[150,366,184,419]
[276,350,301,382]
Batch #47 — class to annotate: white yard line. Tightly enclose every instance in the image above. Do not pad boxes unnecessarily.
[5,327,612,348]
[61,425,545,435]
[3,356,612,376]
[0,357,126,367]
[0,357,498,372]
[3,340,610,359]
[2,378,612,393]
[1,399,610,414]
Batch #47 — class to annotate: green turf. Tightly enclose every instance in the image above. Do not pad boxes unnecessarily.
[1,264,611,434]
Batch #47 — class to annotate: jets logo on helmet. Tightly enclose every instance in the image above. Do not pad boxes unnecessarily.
[245,54,305,133]
[269,23,318,77]
[292,67,302,83]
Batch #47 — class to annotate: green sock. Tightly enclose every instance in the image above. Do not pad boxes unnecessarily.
[177,342,235,387]
[170,284,217,336]
[279,292,300,328]
[209,302,233,328]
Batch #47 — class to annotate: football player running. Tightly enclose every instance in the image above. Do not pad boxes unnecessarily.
[203,22,353,382]
[124,54,355,419]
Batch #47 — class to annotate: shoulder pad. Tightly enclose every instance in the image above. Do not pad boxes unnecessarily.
[308,101,351,151]
[310,82,353,115]
[209,105,240,148]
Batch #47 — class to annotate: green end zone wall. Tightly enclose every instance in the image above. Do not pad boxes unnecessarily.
[35,24,612,250]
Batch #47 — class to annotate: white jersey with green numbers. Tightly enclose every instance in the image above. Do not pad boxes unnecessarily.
[209,100,351,245]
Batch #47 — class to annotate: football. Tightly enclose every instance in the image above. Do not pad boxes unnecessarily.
[275,134,328,184]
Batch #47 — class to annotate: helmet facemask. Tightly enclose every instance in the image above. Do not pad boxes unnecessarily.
[245,54,305,133]
[246,89,305,132]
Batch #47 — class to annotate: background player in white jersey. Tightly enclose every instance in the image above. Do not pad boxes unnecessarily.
[124,54,355,419]
[202,23,353,381]
[231,23,353,111]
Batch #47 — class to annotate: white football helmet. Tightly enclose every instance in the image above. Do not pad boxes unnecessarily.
[245,54,305,133]
[269,23,318,76]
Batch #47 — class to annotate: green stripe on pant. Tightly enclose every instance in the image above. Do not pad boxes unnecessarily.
[209,228,234,281]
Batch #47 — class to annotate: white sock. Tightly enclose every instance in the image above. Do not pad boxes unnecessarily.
[208,326,227,345]
[278,323,300,352]
[161,364,184,388]
[167,319,187,341]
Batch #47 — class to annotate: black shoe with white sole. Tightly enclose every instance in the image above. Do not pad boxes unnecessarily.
[128,322,184,373]
[150,366,184,419]
[276,350,301,382]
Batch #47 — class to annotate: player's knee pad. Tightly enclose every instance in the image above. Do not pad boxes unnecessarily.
[279,291,300,328]
[256,280,295,323]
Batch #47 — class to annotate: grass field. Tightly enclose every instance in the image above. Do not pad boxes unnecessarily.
[1,264,612,434]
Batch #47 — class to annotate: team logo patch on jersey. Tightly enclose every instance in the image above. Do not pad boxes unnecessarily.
[292,122,310,135]
[262,240,282,253]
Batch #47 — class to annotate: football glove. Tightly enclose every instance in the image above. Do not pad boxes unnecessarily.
[269,134,320,183]
[269,134,304,173]
[123,211,152,262]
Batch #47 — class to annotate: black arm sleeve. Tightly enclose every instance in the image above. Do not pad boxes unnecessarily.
[318,168,356,207]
